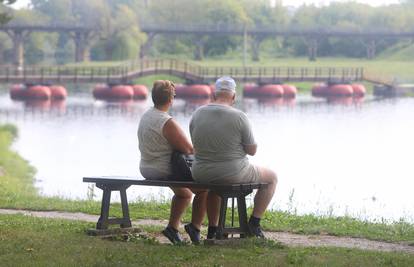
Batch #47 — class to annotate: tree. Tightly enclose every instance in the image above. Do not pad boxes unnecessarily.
[0,0,16,25]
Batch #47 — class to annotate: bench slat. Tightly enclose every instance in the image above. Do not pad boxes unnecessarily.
[83,176,265,192]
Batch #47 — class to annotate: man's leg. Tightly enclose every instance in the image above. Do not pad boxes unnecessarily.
[189,188,208,229]
[252,166,277,218]
[183,188,208,244]
[206,191,221,238]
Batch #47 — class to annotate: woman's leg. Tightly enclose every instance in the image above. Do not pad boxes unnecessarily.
[168,187,192,230]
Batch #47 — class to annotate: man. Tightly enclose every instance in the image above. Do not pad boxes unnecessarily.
[189,76,277,238]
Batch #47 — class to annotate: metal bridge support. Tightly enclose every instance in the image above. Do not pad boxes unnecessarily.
[73,31,92,62]
[193,37,205,61]
[139,33,155,59]
[6,29,30,69]
[306,38,318,61]
[251,36,264,62]
[363,39,377,59]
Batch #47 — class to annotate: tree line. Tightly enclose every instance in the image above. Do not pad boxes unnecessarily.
[0,0,414,64]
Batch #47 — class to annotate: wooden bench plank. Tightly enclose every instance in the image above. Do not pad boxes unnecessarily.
[83,176,266,192]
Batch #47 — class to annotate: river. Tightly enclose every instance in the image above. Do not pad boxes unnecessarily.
[1,89,413,223]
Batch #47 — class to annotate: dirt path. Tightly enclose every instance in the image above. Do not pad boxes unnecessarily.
[1,208,413,254]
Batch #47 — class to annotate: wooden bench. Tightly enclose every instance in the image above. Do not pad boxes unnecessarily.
[83,176,266,239]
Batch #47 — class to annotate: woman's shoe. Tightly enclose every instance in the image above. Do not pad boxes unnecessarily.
[162,226,183,244]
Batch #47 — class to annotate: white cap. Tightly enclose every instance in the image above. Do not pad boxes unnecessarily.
[215,76,236,92]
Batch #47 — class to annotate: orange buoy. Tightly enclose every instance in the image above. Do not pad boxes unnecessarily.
[175,84,212,98]
[25,85,51,100]
[243,84,258,97]
[93,84,110,100]
[188,84,211,98]
[257,84,284,97]
[281,84,297,98]
[50,85,67,100]
[132,85,148,99]
[174,84,188,97]
[109,85,134,100]
[312,83,329,97]
[10,84,26,100]
[351,84,366,97]
[328,84,353,97]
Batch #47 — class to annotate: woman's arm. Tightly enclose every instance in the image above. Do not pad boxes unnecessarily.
[163,118,194,155]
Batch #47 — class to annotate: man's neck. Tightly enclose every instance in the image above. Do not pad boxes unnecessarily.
[213,99,233,106]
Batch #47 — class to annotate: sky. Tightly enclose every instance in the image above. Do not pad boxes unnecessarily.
[10,0,401,9]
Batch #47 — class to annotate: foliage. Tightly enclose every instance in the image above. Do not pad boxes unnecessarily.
[0,0,15,25]
[3,1,414,63]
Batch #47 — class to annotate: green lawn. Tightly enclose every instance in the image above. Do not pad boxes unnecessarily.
[1,214,414,267]
[192,57,414,83]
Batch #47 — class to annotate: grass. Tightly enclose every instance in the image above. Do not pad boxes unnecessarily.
[1,214,414,267]
[2,124,414,245]
[133,74,185,88]
[192,57,414,83]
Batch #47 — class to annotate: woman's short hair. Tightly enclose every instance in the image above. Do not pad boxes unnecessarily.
[151,80,175,106]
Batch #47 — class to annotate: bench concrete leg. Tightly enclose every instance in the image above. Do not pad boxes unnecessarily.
[97,188,111,230]
[216,196,228,240]
[237,196,251,237]
[214,190,253,239]
[95,184,132,230]
[120,188,132,228]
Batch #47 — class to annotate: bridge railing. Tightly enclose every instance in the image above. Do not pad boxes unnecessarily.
[0,58,366,84]
[121,59,364,81]
[122,58,364,82]
[0,64,130,83]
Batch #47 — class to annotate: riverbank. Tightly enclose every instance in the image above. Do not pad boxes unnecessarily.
[1,124,414,265]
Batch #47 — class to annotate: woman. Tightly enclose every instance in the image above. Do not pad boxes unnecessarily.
[138,80,207,244]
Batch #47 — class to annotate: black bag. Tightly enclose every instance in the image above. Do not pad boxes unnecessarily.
[170,151,194,181]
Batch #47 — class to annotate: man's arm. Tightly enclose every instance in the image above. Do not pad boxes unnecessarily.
[243,144,257,156]
[240,112,257,156]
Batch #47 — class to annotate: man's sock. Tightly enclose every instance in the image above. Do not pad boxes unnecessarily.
[249,216,261,227]
[207,226,217,239]
[167,226,179,233]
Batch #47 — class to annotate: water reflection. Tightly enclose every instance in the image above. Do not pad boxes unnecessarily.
[1,92,414,223]
[326,96,365,106]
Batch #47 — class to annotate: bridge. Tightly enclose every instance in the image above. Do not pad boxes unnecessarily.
[139,24,414,61]
[1,23,414,66]
[0,59,394,87]
[0,24,97,67]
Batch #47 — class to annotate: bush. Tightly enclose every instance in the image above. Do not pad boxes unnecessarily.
[0,124,18,139]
